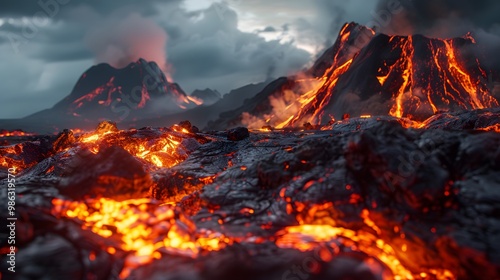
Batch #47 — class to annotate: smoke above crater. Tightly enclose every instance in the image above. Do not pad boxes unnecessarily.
[84,12,171,77]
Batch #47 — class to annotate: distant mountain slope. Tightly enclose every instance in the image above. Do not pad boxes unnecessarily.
[126,79,273,130]
[27,59,200,123]
[190,89,221,106]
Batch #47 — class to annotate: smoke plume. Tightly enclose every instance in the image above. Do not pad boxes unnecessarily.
[85,13,171,77]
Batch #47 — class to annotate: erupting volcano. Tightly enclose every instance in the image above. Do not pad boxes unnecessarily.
[220,23,500,130]
[21,59,202,133]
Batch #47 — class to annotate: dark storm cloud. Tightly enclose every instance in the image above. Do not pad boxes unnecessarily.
[273,0,377,54]
[258,26,277,33]
[164,3,310,93]
[0,0,176,17]
[0,1,313,118]
[31,42,91,62]
[314,0,347,46]
[0,18,92,62]
[376,0,500,36]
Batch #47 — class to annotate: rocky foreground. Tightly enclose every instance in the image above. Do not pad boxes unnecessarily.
[1,109,500,280]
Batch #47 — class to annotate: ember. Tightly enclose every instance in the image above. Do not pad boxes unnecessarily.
[52,197,230,278]
[0,130,34,138]
[77,121,187,168]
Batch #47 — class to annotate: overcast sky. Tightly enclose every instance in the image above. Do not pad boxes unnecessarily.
[0,0,379,118]
[0,0,499,118]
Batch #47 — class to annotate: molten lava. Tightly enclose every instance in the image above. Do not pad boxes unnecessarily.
[385,35,498,119]
[276,203,455,280]
[3,114,500,279]
[0,121,191,173]
[77,123,187,168]
[52,198,230,278]
[0,130,34,137]
[242,22,499,129]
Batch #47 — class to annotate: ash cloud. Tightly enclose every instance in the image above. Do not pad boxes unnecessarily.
[84,12,171,75]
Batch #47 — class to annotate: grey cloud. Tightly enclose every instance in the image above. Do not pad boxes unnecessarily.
[30,42,92,62]
[259,26,277,33]
[0,0,176,17]
[0,1,313,118]
[165,3,310,93]
[376,0,500,36]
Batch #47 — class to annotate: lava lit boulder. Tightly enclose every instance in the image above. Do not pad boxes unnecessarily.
[58,146,152,200]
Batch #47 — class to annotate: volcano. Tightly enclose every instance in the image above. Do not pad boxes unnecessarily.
[210,22,500,130]
[24,59,201,129]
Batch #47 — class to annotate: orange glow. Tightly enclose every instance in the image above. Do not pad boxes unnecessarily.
[173,89,204,107]
[275,58,354,129]
[77,125,186,168]
[242,24,359,129]
[479,124,500,132]
[52,198,231,278]
[0,123,193,173]
[171,124,190,134]
[186,95,204,106]
[276,204,456,280]
[387,35,498,119]
[0,130,34,137]
[73,77,117,110]
[0,145,29,170]
[388,36,414,118]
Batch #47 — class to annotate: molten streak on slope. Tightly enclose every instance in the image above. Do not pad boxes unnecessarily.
[386,36,498,119]
[271,25,368,128]
[256,24,498,128]
[276,58,354,128]
[72,77,120,110]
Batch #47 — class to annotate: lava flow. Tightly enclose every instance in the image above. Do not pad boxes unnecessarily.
[78,122,188,168]
[51,197,230,279]
[0,121,191,173]
[0,129,34,138]
[276,204,455,280]
[242,22,499,130]
[385,34,498,119]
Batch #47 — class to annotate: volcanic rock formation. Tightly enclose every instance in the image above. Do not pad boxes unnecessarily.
[25,59,201,127]
[209,22,500,130]
[1,110,500,279]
